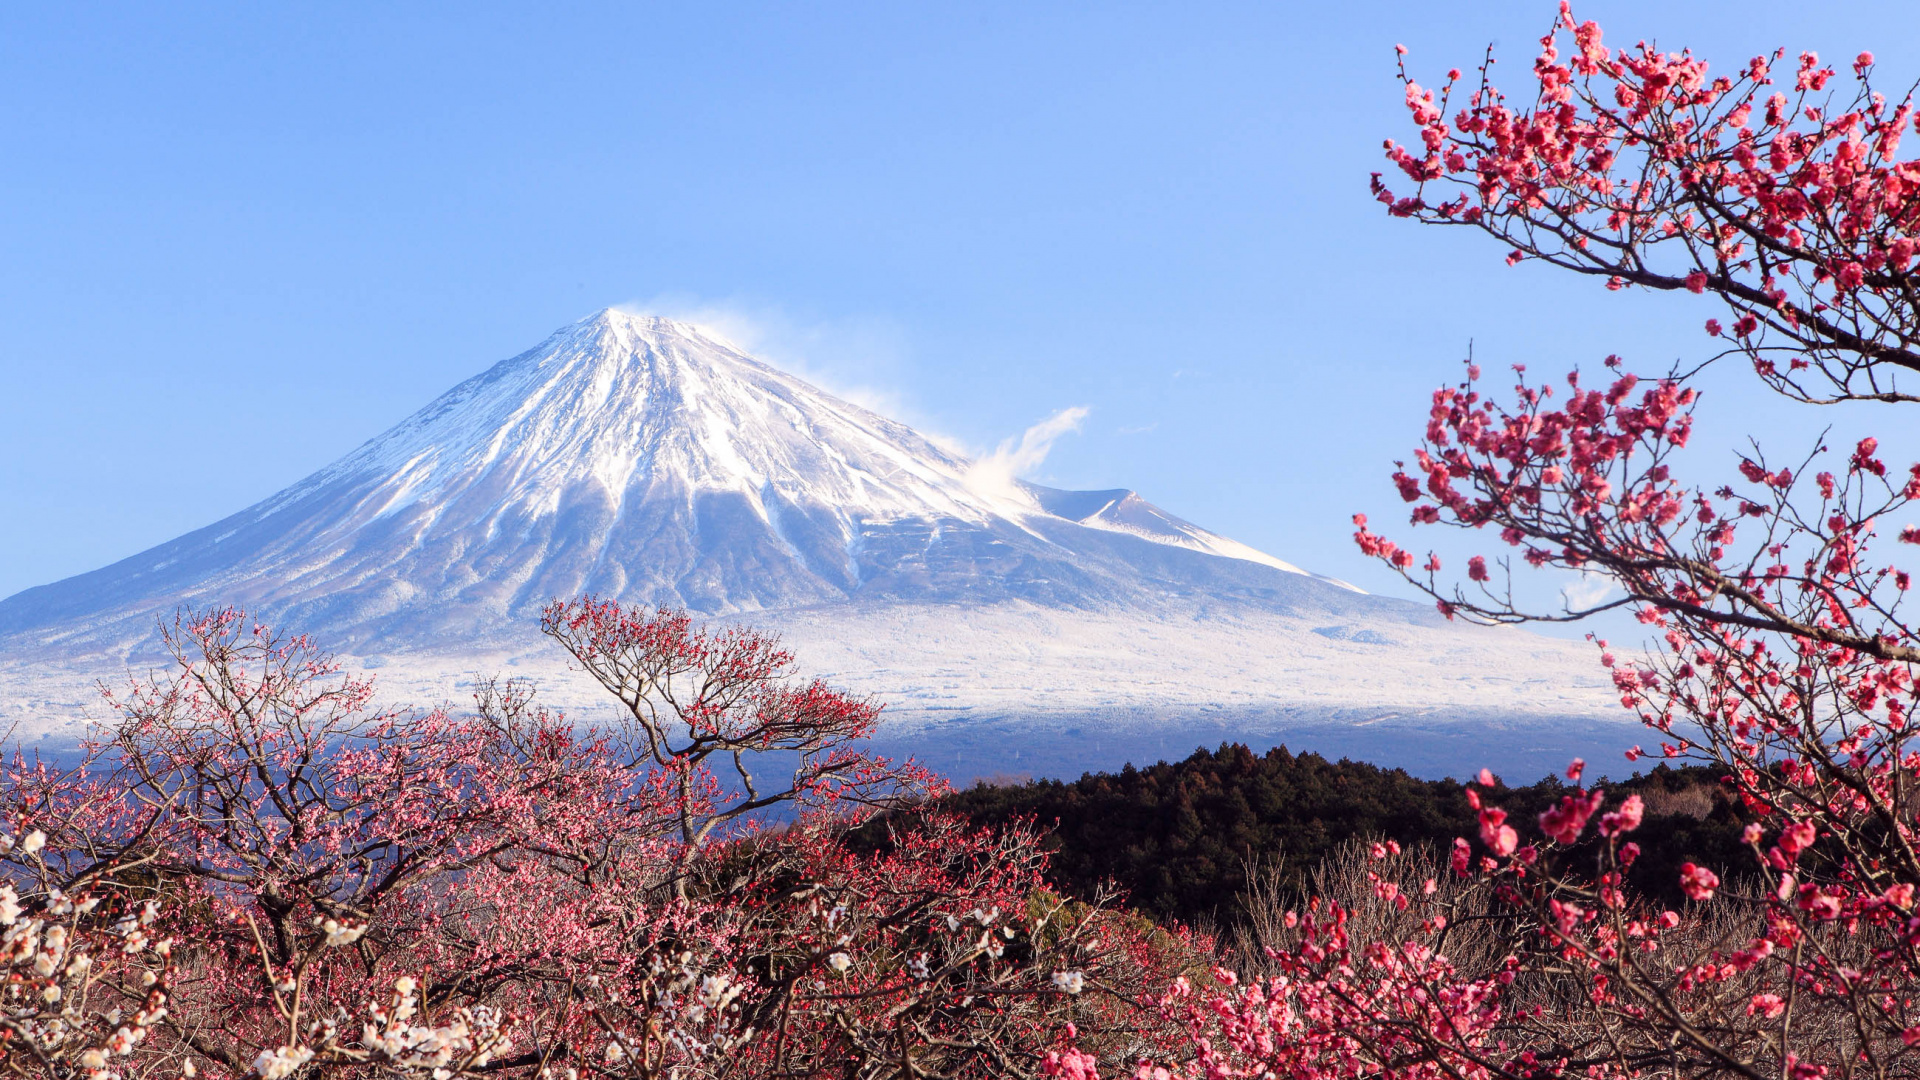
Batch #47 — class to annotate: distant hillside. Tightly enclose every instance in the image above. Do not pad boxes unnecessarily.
[936,744,1752,928]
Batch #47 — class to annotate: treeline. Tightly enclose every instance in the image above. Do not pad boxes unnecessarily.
[936,743,1752,927]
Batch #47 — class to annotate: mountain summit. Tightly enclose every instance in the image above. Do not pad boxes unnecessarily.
[0,310,1340,649]
[0,310,1626,779]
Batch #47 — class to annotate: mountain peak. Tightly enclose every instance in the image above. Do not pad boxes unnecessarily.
[574,308,735,350]
[0,312,1337,648]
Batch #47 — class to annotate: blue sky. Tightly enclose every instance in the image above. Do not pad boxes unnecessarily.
[4,1,1917,617]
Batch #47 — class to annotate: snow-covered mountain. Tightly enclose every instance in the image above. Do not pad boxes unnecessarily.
[0,310,1632,779]
[0,311,1353,644]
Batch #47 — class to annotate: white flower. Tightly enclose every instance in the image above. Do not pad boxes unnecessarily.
[321,919,365,948]
[825,952,852,974]
[0,886,20,926]
[699,974,738,1010]
[253,1045,314,1080]
[21,830,45,855]
[1052,971,1086,995]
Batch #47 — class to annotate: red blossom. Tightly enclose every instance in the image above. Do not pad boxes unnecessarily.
[1680,862,1721,901]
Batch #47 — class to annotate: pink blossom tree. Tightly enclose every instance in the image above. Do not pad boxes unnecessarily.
[0,603,1200,1080]
[1249,4,1920,1076]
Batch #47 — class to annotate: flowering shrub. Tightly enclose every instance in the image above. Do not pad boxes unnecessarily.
[0,863,175,1080]
[1372,1,1920,411]
[1321,5,1920,1077]
[0,603,1205,1080]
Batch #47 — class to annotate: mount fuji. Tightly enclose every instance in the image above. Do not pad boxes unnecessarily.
[0,310,1631,779]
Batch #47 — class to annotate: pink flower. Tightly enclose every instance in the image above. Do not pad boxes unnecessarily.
[1041,1047,1100,1080]
[1599,794,1644,837]
[1776,820,1817,859]
[1797,885,1842,920]
[1679,862,1720,902]
[1685,270,1708,293]
[1479,807,1518,856]
[1538,788,1604,844]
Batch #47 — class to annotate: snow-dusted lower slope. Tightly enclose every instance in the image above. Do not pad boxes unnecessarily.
[0,310,1632,778]
[0,598,1631,779]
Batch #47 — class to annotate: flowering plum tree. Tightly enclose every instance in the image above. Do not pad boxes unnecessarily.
[0,826,177,1080]
[0,603,1200,1080]
[1305,4,1920,1077]
[537,598,943,869]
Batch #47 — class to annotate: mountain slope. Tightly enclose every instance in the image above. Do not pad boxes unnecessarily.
[0,310,1629,778]
[0,311,1363,650]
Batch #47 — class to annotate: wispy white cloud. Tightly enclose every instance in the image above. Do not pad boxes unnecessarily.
[965,406,1090,503]
[1560,569,1617,612]
[612,296,1091,502]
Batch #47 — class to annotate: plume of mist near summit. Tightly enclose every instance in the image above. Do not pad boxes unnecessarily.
[965,406,1091,505]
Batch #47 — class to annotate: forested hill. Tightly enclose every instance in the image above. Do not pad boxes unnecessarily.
[937,744,1750,928]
